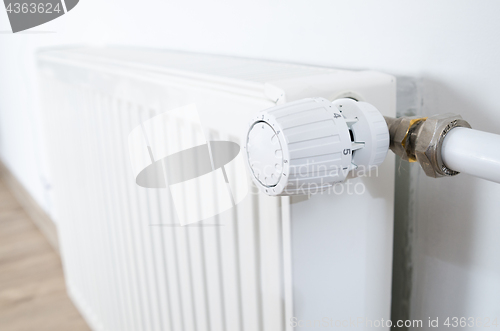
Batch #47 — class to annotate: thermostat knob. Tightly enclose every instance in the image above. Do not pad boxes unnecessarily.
[245,98,389,196]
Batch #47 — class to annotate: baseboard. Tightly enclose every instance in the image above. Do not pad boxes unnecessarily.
[0,159,59,253]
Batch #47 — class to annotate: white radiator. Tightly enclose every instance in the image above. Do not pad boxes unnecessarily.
[38,47,396,331]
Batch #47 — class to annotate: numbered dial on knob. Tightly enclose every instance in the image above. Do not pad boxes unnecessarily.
[246,122,283,187]
[244,97,389,196]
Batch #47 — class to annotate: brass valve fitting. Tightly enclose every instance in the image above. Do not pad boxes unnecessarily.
[385,114,471,178]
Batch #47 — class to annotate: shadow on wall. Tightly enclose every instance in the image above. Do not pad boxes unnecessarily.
[390,76,422,330]
[391,76,491,329]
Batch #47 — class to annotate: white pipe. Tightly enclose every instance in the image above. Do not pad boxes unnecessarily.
[442,127,500,184]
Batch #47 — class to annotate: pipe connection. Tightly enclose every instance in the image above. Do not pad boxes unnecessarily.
[385,114,471,178]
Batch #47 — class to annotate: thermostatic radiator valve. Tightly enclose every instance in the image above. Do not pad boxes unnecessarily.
[244,98,389,196]
[245,97,500,196]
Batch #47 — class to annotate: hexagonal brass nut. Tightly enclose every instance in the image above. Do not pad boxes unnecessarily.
[389,116,426,162]
[414,113,471,178]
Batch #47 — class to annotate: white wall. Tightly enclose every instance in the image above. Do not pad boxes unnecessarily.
[1,0,500,327]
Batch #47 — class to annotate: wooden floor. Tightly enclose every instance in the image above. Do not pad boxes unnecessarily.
[0,179,90,331]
